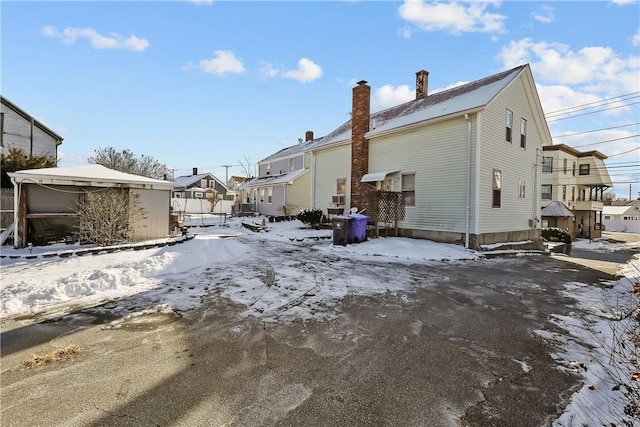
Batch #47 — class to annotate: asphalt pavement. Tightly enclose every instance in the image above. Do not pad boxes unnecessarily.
[1,239,638,427]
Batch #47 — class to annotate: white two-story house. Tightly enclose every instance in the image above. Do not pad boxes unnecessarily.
[308,64,551,249]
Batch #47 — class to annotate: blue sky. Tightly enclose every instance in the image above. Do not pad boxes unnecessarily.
[2,0,639,198]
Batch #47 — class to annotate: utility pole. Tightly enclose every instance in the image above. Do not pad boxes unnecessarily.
[221,165,234,185]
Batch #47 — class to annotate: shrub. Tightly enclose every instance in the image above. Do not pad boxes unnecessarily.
[541,227,571,243]
[297,208,323,227]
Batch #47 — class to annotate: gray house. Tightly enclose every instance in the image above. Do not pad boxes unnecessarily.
[172,168,229,200]
[238,131,316,217]
[1,95,63,160]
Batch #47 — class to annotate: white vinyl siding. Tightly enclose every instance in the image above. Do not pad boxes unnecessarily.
[285,170,311,213]
[477,75,543,234]
[369,119,469,233]
[312,143,351,213]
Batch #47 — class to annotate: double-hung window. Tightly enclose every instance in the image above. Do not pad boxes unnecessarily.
[505,110,513,143]
[492,170,502,208]
[402,173,416,207]
[520,118,527,148]
[542,157,553,173]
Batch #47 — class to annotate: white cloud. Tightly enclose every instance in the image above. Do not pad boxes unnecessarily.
[372,85,414,110]
[41,26,149,52]
[282,58,323,83]
[186,0,213,5]
[398,0,506,35]
[633,28,640,46]
[398,26,413,39]
[532,4,555,24]
[258,61,280,78]
[497,38,640,94]
[611,0,637,5]
[198,50,246,75]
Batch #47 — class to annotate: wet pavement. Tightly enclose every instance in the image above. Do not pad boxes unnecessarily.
[1,238,638,426]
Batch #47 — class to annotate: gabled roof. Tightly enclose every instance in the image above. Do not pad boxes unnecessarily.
[309,64,533,151]
[603,205,638,215]
[238,169,309,189]
[173,172,226,189]
[1,96,64,144]
[259,137,321,163]
[8,164,173,190]
[541,201,574,217]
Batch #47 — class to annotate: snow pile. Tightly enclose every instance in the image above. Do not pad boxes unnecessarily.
[0,217,481,320]
[549,254,640,426]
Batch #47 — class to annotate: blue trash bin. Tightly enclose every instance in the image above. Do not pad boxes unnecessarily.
[348,213,369,243]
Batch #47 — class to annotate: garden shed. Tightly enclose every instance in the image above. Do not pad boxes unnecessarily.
[8,164,174,248]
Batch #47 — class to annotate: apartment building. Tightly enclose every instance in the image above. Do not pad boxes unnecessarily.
[541,144,612,239]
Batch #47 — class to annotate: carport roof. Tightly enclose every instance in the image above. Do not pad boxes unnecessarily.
[9,164,174,190]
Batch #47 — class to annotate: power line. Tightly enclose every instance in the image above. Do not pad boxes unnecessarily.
[546,101,640,123]
[570,134,640,148]
[545,91,640,115]
[607,146,640,157]
[551,122,640,139]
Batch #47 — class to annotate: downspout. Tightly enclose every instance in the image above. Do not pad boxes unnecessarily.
[474,112,482,244]
[465,114,471,248]
[10,177,19,248]
[311,152,317,209]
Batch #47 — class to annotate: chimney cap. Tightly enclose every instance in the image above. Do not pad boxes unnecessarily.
[357,80,368,86]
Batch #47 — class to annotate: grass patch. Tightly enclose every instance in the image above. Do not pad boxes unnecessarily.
[24,345,86,368]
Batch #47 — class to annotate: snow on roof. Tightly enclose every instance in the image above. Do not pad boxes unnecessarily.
[9,164,174,190]
[306,65,526,153]
[238,169,309,189]
[260,138,319,162]
[603,205,638,215]
[173,172,225,189]
[366,65,523,136]
[541,201,574,217]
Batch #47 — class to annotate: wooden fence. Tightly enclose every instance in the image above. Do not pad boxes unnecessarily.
[1,188,13,229]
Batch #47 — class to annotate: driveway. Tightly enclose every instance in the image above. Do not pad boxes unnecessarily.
[1,235,637,426]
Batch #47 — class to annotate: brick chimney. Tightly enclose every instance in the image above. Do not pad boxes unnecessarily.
[305,130,314,141]
[192,167,198,175]
[350,80,371,211]
[416,69,429,99]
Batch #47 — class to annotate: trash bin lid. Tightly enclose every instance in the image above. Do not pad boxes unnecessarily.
[348,213,369,220]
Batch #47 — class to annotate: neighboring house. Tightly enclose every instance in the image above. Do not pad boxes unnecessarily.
[1,96,63,160]
[172,168,229,200]
[602,204,640,233]
[540,144,612,239]
[238,131,316,217]
[8,164,174,248]
[308,64,551,248]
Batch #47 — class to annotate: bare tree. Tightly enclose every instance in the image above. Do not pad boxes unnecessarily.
[75,188,148,246]
[238,155,257,178]
[89,147,170,180]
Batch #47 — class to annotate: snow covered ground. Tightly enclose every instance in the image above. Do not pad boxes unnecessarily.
[1,217,638,424]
